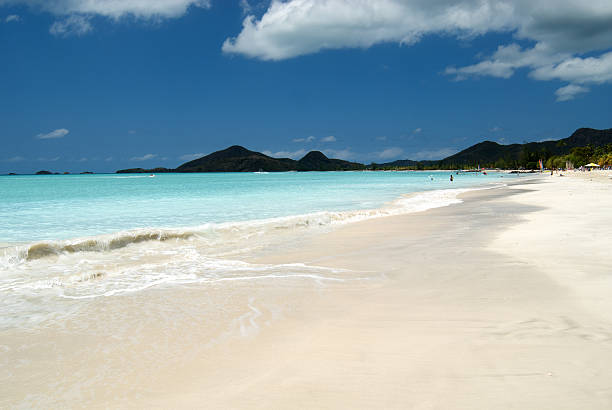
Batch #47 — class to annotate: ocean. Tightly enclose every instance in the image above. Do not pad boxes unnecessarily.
[0,171,510,330]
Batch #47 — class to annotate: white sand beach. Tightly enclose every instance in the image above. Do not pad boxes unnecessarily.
[2,173,611,409]
[161,172,612,409]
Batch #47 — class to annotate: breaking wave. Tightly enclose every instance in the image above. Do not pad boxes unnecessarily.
[1,185,502,267]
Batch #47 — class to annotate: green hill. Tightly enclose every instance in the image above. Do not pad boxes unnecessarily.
[117,145,364,173]
[376,127,612,169]
[297,151,365,171]
[176,145,296,172]
[115,127,612,173]
[437,128,612,169]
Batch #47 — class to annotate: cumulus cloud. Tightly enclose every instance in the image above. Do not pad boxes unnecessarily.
[554,84,589,102]
[293,135,316,143]
[1,0,211,34]
[36,128,69,139]
[223,0,612,98]
[179,152,205,161]
[453,47,612,101]
[0,0,211,19]
[322,148,356,161]
[5,155,25,162]
[262,149,307,159]
[410,147,458,160]
[130,153,157,161]
[530,51,612,84]
[49,15,92,36]
[223,0,516,60]
[5,14,20,22]
[321,135,336,142]
[445,43,569,80]
[239,0,252,15]
[413,128,422,134]
[376,147,404,160]
[37,156,60,161]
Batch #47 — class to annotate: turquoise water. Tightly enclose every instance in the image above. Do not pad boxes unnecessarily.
[0,171,514,328]
[0,171,508,244]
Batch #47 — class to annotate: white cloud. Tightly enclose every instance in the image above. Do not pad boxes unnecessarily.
[413,128,422,134]
[77,157,88,162]
[223,0,612,98]
[293,135,315,143]
[5,156,25,162]
[3,0,211,35]
[5,14,20,22]
[322,148,356,161]
[321,135,336,142]
[239,0,252,15]
[130,153,157,161]
[530,51,612,85]
[376,147,404,160]
[445,43,570,79]
[36,128,69,139]
[179,152,205,161]
[105,156,113,161]
[454,48,612,100]
[446,38,612,99]
[49,15,92,36]
[375,136,387,141]
[554,84,589,102]
[411,148,458,160]
[37,156,60,161]
[128,130,136,134]
[2,0,211,19]
[223,0,517,60]
[262,149,307,159]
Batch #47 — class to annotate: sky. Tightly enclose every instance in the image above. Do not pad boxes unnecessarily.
[1,0,611,174]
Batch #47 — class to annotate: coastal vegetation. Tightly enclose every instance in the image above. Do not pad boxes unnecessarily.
[115,127,611,173]
[117,145,365,173]
[376,127,612,170]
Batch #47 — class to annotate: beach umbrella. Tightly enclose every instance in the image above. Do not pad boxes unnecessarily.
[585,163,600,167]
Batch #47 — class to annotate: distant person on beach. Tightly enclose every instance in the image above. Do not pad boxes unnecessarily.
[450,174,454,182]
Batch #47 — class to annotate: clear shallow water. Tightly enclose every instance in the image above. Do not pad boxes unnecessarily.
[1,171,506,243]
[0,171,513,329]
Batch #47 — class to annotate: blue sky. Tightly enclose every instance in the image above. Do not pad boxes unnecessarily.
[1,0,611,173]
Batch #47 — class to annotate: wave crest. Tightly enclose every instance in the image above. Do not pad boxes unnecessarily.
[3,185,503,266]
[11,230,195,262]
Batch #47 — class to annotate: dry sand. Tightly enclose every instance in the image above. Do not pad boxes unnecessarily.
[148,173,612,409]
[3,173,612,409]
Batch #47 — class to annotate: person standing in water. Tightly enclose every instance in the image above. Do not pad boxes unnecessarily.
[450,174,454,182]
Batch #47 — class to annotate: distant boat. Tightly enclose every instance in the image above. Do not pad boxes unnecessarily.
[149,174,155,178]
[254,169,269,174]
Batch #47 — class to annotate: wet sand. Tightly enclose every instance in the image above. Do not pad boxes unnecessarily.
[152,175,612,408]
[2,174,612,408]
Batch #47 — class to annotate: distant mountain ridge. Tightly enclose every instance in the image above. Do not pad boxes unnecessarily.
[117,146,365,173]
[435,127,612,168]
[176,145,296,172]
[115,127,611,173]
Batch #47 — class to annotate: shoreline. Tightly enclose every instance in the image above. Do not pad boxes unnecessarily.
[166,174,612,409]
[2,173,611,408]
[2,174,511,257]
